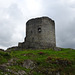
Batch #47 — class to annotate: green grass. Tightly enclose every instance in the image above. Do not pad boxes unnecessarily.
[0,51,11,64]
[0,48,75,75]
[9,48,75,62]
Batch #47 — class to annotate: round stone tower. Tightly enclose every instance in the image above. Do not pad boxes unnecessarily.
[21,17,56,49]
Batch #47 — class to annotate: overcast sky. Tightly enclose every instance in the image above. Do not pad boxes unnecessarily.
[0,0,75,49]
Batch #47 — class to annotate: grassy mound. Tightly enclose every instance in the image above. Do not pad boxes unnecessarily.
[0,48,75,75]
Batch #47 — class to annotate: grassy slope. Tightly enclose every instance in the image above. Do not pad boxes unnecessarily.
[0,48,75,75]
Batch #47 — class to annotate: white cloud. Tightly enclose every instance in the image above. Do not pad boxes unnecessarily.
[0,0,16,8]
[0,3,25,49]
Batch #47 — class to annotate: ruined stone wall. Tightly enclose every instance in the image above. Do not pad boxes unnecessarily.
[22,17,56,49]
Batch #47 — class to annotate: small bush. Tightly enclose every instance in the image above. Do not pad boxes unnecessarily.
[55,58,72,66]
[38,52,44,55]
[47,56,52,60]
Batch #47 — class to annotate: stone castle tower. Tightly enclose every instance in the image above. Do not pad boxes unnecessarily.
[18,17,56,49]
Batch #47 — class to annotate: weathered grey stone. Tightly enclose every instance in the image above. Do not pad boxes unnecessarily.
[17,70,27,75]
[18,17,56,49]
[53,47,61,51]
[5,74,8,75]
[56,72,60,75]
[23,59,35,69]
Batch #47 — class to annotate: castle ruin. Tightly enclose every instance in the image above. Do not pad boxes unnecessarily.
[18,17,56,49]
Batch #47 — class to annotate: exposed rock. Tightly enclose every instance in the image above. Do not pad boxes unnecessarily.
[8,70,27,75]
[0,65,27,75]
[17,70,27,75]
[53,47,61,51]
[5,58,18,66]
[23,59,35,69]
[56,72,60,75]
[0,65,7,72]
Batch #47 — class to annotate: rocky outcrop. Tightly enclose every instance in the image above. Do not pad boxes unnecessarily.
[0,58,36,75]
[0,56,72,75]
[22,59,35,69]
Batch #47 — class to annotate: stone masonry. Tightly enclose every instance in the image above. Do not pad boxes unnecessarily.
[18,17,56,49]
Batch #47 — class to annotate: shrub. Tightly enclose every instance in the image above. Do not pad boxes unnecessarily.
[46,56,52,61]
[38,52,44,55]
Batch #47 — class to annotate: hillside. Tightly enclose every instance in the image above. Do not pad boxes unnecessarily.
[0,48,75,75]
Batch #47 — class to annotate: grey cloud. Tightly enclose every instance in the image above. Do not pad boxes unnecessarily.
[0,3,25,49]
[7,4,24,22]
[41,0,75,49]
[57,18,75,48]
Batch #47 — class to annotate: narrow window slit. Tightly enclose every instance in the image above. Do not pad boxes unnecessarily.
[38,28,41,33]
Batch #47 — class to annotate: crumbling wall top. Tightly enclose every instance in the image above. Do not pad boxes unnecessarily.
[26,16,55,25]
